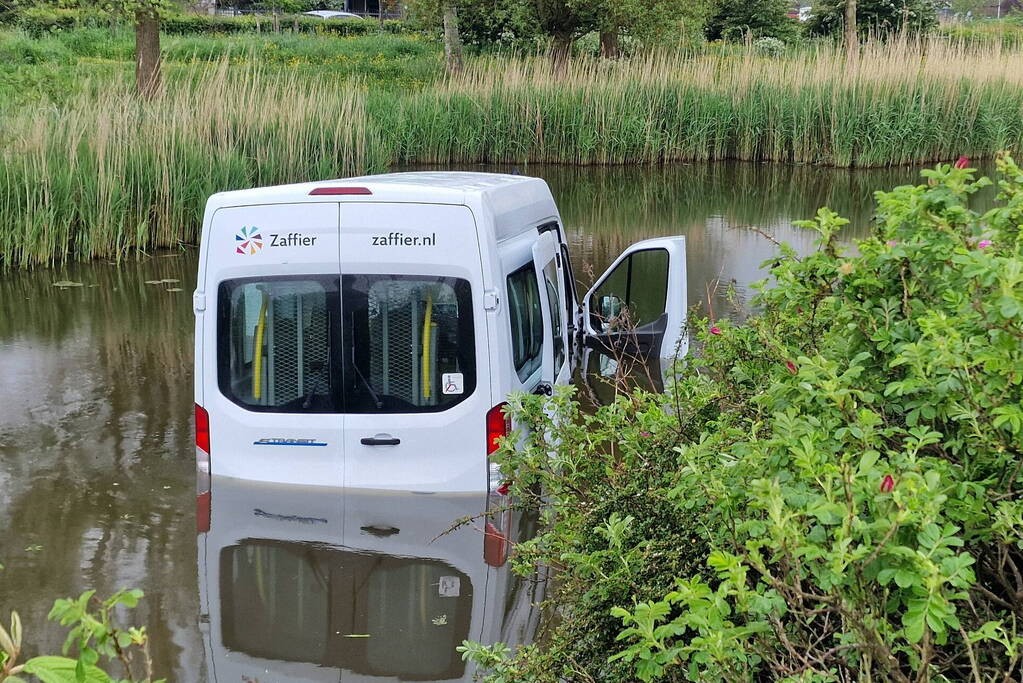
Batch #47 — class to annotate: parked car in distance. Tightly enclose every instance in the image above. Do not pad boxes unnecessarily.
[302,9,363,19]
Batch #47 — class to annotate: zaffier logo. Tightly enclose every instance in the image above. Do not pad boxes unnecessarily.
[235,227,318,254]
[235,226,263,255]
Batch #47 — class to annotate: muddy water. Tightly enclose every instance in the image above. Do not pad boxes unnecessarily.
[0,161,994,681]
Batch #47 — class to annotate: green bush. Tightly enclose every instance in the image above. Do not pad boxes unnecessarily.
[13,7,408,36]
[706,0,800,42]
[475,154,1023,681]
[160,13,375,36]
[0,28,73,63]
[753,35,786,56]
[16,6,111,36]
[0,589,158,683]
[808,0,939,37]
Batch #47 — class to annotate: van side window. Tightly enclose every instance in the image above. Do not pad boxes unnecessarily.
[507,265,543,382]
[342,275,475,413]
[590,248,669,331]
[218,277,339,413]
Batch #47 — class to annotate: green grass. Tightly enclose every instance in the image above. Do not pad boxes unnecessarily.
[0,27,442,107]
[2,29,1023,265]
[937,16,1023,48]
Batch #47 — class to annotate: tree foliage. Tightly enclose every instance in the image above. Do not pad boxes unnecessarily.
[807,0,940,37]
[705,0,798,42]
[468,154,1023,681]
[405,0,711,51]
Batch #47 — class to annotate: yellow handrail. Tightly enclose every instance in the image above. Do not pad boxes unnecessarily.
[252,291,269,401]
[422,293,433,399]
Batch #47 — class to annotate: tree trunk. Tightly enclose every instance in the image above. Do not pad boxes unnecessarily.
[135,8,161,99]
[442,3,463,74]
[599,28,619,59]
[844,0,858,60]
[551,32,572,66]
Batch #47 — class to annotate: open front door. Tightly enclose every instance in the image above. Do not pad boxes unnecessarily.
[582,236,688,363]
[532,231,571,391]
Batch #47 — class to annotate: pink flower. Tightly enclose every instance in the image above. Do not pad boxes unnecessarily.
[978,239,993,249]
[785,360,798,374]
[954,156,969,169]
[886,240,898,247]
[710,326,722,335]
[880,474,895,493]
[640,431,651,438]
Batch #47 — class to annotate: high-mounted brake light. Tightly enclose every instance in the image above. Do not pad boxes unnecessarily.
[308,186,373,196]
[195,403,210,454]
[486,402,509,455]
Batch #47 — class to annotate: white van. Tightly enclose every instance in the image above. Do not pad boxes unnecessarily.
[193,172,687,495]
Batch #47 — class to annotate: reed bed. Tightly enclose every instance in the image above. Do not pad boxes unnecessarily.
[394,36,1023,167]
[0,61,386,265]
[2,35,1022,265]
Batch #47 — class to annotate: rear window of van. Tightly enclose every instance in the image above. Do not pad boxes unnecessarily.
[217,275,475,413]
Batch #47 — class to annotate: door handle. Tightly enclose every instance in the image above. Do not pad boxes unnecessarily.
[361,435,400,446]
[360,524,400,538]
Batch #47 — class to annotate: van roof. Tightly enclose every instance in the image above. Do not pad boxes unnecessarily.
[206,171,559,244]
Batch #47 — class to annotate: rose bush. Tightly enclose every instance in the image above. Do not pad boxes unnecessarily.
[466,153,1023,681]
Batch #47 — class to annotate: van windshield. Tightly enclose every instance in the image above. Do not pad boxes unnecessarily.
[218,275,475,414]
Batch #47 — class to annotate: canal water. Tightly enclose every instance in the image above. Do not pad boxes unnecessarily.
[0,161,994,680]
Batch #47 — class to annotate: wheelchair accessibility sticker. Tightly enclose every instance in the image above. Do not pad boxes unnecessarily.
[442,373,464,395]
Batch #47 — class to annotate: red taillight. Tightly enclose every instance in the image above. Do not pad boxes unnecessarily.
[483,521,508,567]
[195,404,211,534]
[195,404,210,454]
[308,186,372,196]
[196,490,211,534]
[486,402,509,455]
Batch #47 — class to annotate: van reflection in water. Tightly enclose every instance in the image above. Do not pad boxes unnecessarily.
[198,477,544,682]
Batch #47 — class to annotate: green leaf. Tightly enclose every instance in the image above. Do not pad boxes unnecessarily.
[857,449,879,474]
[904,613,926,643]
[23,656,110,683]
[894,569,917,589]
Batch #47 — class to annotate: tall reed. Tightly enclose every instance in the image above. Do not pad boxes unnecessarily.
[2,34,1022,265]
[392,35,1023,167]
[0,61,387,266]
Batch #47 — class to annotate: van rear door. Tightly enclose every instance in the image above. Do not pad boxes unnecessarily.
[582,237,689,363]
[339,203,490,492]
[202,202,343,487]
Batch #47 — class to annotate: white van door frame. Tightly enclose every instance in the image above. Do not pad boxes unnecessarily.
[531,231,572,392]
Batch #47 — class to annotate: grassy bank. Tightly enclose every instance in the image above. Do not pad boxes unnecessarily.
[1,32,1023,264]
[0,28,440,106]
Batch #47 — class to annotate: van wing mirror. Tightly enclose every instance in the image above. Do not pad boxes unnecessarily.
[582,236,688,363]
